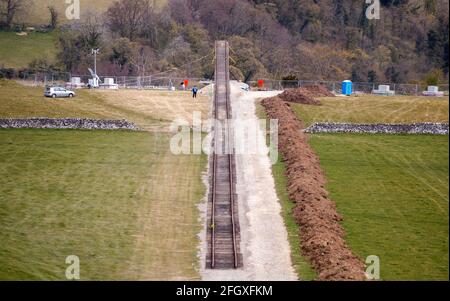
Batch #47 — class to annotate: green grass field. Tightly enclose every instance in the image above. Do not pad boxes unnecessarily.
[291,95,449,127]
[0,31,58,68]
[0,129,206,280]
[309,134,449,280]
[0,79,209,280]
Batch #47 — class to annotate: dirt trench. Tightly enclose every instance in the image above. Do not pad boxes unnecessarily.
[261,96,366,281]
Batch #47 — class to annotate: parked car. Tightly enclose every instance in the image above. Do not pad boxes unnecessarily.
[44,86,76,98]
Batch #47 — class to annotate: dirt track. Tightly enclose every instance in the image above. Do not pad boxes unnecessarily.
[261,96,367,280]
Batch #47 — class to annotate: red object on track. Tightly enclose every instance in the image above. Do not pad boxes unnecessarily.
[184,79,189,88]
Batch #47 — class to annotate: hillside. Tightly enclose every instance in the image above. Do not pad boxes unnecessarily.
[1,0,448,84]
[16,0,166,25]
[0,31,58,68]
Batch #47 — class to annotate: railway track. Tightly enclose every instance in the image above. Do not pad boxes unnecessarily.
[206,41,242,269]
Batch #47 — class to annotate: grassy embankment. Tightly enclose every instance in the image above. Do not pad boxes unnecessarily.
[20,0,167,25]
[0,1,169,68]
[0,31,58,68]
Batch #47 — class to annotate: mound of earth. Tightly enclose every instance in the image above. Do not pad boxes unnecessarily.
[260,96,366,281]
[300,84,335,98]
[277,85,334,106]
[278,89,321,105]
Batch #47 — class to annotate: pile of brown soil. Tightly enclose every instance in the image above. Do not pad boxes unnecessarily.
[278,88,321,105]
[277,85,334,106]
[300,84,335,98]
[261,96,366,281]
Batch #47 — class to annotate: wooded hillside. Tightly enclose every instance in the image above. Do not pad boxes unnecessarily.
[0,0,448,84]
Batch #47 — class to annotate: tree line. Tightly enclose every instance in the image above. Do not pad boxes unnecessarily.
[1,0,448,84]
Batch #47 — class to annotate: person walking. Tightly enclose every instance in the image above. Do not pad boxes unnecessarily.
[192,86,198,98]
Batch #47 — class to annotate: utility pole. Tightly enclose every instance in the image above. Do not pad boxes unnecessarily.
[90,48,100,88]
[91,48,100,76]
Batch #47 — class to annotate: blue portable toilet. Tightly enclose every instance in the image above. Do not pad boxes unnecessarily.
[342,80,352,95]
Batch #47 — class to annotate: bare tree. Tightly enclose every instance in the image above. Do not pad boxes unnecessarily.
[228,36,268,82]
[57,14,104,73]
[106,0,153,41]
[79,13,104,48]
[168,0,202,25]
[130,44,155,77]
[0,0,25,28]
[48,6,58,29]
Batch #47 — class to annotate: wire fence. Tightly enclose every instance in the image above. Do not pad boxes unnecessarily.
[15,72,212,91]
[247,79,449,96]
[13,72,450,96]
[14,71,71,86]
